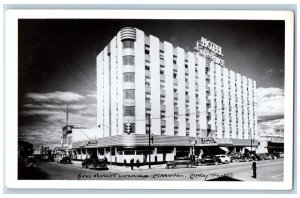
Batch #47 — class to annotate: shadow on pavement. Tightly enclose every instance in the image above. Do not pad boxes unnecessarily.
[207,176,242,181]
[18,166,49,180]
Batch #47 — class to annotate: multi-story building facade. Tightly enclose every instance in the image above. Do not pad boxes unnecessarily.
[71,27,258,164]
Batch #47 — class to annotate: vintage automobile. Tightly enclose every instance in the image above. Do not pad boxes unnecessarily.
[59,156,72,164]
[215,154,231,164]
[258,153,272,160]
[200,155,222,165]
[271,152,284,159]
[82,158,108,170]
[25,156,37,168]
[229,153,253,162]
[166,157,194,169]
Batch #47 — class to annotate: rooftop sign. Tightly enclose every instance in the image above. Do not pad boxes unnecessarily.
[195,37,225,67]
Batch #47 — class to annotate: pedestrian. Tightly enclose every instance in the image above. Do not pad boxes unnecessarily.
[136,159,140,170]
[130,158,134,170]
[104,156,108,164]
[252,161,257,178]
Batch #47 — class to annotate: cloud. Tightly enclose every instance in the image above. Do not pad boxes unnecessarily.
[256,87,284,131]
[86,92,97,98]
[23,103,88,111]
[26,91,84,103]
[19,91,97,146]
[264,68,273,74]
[21,109,63,116]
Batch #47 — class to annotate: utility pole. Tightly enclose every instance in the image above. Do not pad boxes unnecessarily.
[148,115,151,169]
[66,104,69,126]
[250,128,252,152]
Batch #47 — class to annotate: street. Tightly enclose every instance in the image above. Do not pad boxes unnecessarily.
[18,158,284,181]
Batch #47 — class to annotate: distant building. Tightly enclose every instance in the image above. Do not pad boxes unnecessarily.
[257,130,284,153]
[70,27,258,163]
[18,141,33,158]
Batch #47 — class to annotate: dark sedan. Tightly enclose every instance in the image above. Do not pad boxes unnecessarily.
[203,155,222,165]
[166,157,194,169]
[82,158,108,170]
[59,156,72,164]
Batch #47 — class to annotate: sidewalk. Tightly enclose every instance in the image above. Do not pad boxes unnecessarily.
[71,160,166,172]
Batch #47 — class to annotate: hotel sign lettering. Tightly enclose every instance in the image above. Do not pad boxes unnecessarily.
[195,37,225,67]
[200,137,216,144]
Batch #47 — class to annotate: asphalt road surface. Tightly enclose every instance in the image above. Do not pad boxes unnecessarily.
[18,158,284,181]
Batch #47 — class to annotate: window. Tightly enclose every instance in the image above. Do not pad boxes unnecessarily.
[123,72,135,82]
[123,55,135,65]
[122,40,134,49]
[123,89,135,99]
[145,48,150,55]
[123,106,135,116]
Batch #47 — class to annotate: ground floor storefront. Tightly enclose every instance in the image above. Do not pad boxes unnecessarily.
[69,134,258,165]
[69,146,254,165]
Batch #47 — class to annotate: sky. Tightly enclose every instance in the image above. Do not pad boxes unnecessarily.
[18,19,285,147]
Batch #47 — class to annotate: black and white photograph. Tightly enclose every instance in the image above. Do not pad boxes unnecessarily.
[4,9,294,190]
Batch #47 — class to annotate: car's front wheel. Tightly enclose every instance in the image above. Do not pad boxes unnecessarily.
[224,160,228,164]
[215,162,218,165]
[187,163,192,168]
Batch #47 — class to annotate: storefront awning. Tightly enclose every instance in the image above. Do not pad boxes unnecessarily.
[244,147,256,151]
[219,147,229,152]
[266,146,284,148]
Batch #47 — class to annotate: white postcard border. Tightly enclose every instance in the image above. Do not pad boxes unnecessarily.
[4,9,294,190]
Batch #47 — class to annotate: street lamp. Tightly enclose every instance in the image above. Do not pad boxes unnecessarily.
[189,137,197,162]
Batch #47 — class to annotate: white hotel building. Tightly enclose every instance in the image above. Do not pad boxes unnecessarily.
[71,27,258,164]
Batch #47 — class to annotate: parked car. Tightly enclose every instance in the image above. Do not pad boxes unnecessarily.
[25,156,36,168]
[166,157,194,169]
[215,154,231,164]
[59,156,72,164]
[82,158,108,170]
[82,158,94,168]
[200,155,222,165]
[278,152,284,158]
[253,154,264,161]
[41,155,54,162]
[272,152,284,159]
[258,153,272,160]
[229,153,253,162]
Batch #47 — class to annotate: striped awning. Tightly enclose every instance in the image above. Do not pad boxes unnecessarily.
[72,134,258,149]
[72,134,219,148]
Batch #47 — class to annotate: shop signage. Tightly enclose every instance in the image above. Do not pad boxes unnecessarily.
[195,37,225,67]
[200,137,216,144]
[86,140,97,146]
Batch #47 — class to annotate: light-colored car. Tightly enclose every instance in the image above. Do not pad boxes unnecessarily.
[215,154,231,164]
